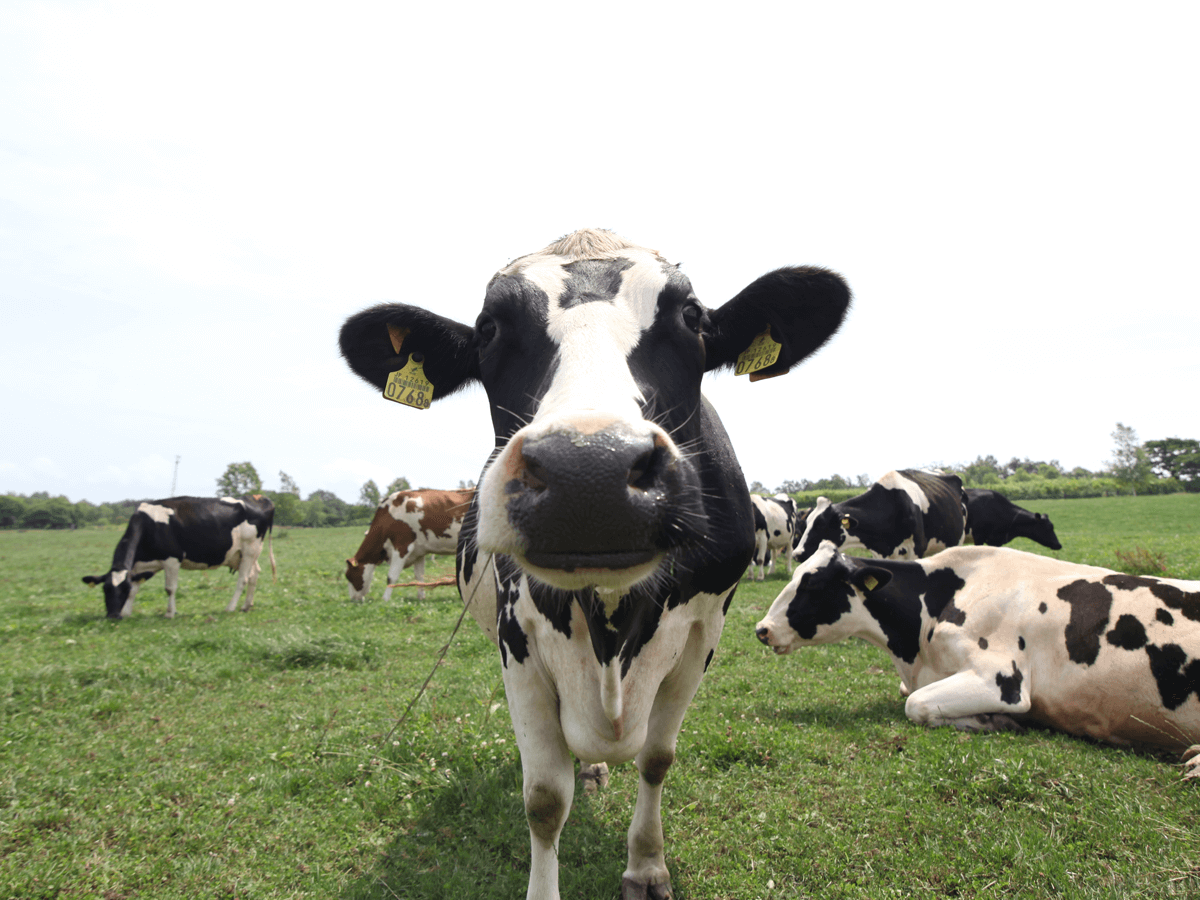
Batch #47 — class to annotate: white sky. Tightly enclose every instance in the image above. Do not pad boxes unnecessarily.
[2,1,1197,504]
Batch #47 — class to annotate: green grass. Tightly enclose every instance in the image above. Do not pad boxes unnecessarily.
[2,498,1200,899]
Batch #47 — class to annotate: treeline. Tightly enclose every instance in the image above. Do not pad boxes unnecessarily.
[756,433,1200,507]
[0,489,381,530]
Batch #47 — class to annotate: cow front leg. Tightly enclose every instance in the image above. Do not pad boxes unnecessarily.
[504,662,575,900]
[413,556,426,601]
[905,665,1031,731]
[163,559,181,618]
[382,552,405,602]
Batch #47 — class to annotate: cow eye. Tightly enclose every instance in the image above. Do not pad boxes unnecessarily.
[477,317,497,348]
[681,303,703,333]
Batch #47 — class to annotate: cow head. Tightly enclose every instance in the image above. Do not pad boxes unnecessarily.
[791,497,848,562]
[344,557,373,600]
[340,229,850,593]
[81,570,152,618]
[1029,512,1063,550]
[755,541,891,653]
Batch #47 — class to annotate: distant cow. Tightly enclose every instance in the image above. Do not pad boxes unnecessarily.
[965,488,1062,550]
[793,469,967,563]
[756,542,1200,776]
[345,488,473,601]
[749,493,797,580]
[339,228,850,899]
[83,496,276,618]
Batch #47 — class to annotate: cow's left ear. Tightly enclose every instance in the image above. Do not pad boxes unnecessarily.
[704,266,851,378]
[339,304,478,404]
[850,565,892,594]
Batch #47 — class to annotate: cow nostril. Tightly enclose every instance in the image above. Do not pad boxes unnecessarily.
[628,445,669,492]
[522,459,549,491]
[755,626,770,644]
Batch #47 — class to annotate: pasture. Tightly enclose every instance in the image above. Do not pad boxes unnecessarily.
[2,494,1199,899]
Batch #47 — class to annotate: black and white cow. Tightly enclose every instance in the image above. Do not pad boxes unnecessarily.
[965,488,1062,550]
[339,229,850,899]
[756,542,1200,776]
[792,469,967,563]
[749,493,797,580]
[82,496,276,619]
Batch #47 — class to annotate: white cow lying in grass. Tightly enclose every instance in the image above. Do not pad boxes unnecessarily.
[755,541,1200,776]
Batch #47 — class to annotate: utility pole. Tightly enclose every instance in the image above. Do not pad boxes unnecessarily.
[170,455,180,496]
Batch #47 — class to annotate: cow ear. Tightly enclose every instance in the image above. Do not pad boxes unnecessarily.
[850,565,892,594]
[82,575,100,586]
[704,266,851,378]
[339,304,478,403]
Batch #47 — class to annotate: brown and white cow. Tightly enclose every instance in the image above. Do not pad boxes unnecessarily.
[339,228,850,899]
[756,542,1200,776]
[345,488,473,601]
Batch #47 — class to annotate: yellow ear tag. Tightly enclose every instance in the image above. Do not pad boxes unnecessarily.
[863,575,879,592]
[735,327,782,378]
[841,516,852,528]
[382,354,434,410]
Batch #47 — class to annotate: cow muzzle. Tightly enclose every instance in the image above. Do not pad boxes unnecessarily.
[478,416,704,590]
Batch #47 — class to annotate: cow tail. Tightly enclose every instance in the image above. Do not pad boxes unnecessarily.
[268,524,278,581]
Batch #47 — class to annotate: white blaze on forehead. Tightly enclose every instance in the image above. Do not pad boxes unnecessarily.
[523,249,670,423]
[137,502,175,524]
[876,471,930,513]
[111,569,128,586]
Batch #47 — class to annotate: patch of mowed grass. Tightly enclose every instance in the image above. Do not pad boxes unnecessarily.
[2,501,1200,899]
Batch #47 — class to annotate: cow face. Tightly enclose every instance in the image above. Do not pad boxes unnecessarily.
[1029,513,1063,550]
[792,496,847,562]
[755,542,891,653]
[344,557,373,600]
[340,229,850,594]
[81,569,147,618]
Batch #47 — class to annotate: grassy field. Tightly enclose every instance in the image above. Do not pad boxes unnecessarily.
[1,494,1199,899]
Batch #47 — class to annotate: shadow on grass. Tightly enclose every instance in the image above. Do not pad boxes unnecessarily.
[344,762,634,900]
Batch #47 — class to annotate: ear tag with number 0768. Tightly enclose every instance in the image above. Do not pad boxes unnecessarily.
[382,354,434,410]
[735,327,782,377]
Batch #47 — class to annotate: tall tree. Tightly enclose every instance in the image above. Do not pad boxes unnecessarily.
[279,471,301,497]
[1144,437,1200,481]
[384,476,410,497]
[1108,423,1152,495]
[216,462,262,497]
[359,479,381,507]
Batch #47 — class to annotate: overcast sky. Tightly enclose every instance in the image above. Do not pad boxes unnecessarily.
[3,1,1197,505]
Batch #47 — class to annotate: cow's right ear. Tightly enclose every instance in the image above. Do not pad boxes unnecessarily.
[339,304,479,403]
[704,266,851,378]
[81,575,101,587]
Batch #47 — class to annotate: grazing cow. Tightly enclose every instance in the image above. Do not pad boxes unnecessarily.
[82,496,276,619]
[339,228,850,899]
[749,493,797,580]
[345,488,473,601]
[755,542,1200,776]
[965,488,1062,550]
[793,469,967,563]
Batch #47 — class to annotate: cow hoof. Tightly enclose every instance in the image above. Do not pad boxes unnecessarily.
[579,762,610,794]
[621,876,672,900]
[1182,746,1200,778]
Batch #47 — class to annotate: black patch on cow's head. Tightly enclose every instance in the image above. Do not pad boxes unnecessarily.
[996,661,1024,706]
[1057,579,1113,666]
[978,637,988,650]
[1158,608,1175,626]
[558,258,636,309]
[794,502,844,562]
[783,560,855,640]
[1145,643,1200,710]
[1106,613,1148,651]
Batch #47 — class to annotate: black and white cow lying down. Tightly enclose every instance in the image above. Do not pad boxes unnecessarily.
[755,542,1200,776]
[793,469,968,563]
[749,493,797,580]
[965,488,1062,550]
[339,229,850,899]
[83,496,276,619]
